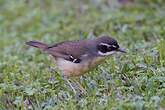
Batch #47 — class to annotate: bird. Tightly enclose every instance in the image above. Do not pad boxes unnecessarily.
[26,35,126,93]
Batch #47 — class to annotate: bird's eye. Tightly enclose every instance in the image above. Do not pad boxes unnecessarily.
[109,45,118,51]
[97,44,108,53]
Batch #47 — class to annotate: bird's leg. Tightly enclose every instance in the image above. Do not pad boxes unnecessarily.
[61,74,77,94]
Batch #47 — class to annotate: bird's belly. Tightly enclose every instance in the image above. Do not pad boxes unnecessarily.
[55,57,105,77]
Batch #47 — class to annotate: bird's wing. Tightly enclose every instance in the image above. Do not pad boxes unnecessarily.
[45,40,90,63]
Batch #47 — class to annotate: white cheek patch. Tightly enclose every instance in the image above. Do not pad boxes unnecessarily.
[98,51,116,56]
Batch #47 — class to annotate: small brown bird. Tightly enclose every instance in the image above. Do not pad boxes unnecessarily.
[26,35,125,93]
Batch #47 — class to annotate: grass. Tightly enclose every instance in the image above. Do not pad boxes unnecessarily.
[0,0,165,110]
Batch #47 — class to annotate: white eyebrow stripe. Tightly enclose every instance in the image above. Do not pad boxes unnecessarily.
[100,43,110,47]
[100,43,117,48]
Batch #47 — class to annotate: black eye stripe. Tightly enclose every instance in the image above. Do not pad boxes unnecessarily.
[97,44,108,53]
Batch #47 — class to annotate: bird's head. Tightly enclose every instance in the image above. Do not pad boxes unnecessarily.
[96,35,126,56]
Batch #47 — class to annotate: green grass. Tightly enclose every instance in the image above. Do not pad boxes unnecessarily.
[0,0,165,110]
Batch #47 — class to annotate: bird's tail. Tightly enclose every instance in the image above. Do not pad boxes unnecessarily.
[26,41,48,50]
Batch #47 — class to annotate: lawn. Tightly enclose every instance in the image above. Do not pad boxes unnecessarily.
[0,0,165,110]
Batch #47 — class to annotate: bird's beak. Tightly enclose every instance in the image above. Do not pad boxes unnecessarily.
[117,48,126,53]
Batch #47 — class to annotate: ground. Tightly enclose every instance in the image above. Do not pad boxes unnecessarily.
[0,0,165,110]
